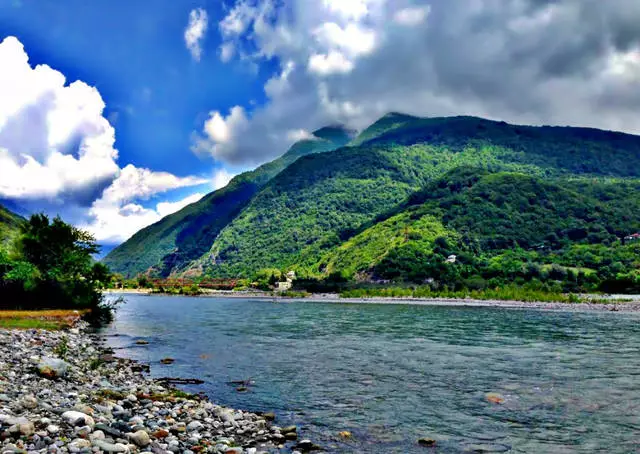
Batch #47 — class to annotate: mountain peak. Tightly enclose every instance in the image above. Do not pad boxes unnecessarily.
[382,112,421,120]
[312,125,356,142]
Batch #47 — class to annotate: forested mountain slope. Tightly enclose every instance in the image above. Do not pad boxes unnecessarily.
[103,126,353,277]
[313,168,640,285]
[0,204,24,251]
[190,115,640,278]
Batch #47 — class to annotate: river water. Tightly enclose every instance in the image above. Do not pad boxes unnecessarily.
[104,295,640,453]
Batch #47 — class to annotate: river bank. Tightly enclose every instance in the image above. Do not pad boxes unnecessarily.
[0,322,315,454]
[104,289,640,312]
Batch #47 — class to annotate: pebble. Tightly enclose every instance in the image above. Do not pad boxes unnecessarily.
[93,440,129,453]
[129,430,151,447]
[62,411,95,428]
[35,357,70,379]
[0,321,302,454]
[186,421,203,432]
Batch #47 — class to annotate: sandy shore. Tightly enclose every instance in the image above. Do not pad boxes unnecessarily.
[104,289,640,313]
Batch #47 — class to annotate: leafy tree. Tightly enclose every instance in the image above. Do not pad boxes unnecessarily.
[0,213,116,318]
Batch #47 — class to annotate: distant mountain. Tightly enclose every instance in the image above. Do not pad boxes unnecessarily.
[189,115,640,278]
[0,204,24,251]
[105,113,640,286]
[312,167,640,281]
[103,126,354,277]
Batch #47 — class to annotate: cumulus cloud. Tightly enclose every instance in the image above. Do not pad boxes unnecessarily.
[185,8,209,61]
[0,36,209,244]
[85,190,206,244]
[308,52,355,75]
[195,0,640,166]
[213,168,235,190]
[0,36,119,202]
[96,165,207,206]
[393,6,430,26]
[82,167,208,244]
[157,193,206,218]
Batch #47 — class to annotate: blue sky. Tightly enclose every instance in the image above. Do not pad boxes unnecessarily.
[0,0,266,175]
[1,0,639,248]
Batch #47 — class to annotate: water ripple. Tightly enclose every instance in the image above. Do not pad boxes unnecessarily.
[105,296,640,453]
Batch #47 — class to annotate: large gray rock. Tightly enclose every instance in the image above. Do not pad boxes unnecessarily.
[61,410,95,428]
[186,421,203,432]
[36,357,70,379]
[19,395,38,409]
[93,440,129,453]
[128,430,151,447]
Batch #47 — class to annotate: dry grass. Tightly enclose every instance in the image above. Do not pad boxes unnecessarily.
[0,309,85,330]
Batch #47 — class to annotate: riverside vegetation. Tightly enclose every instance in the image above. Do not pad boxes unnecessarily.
[0,212,115,326]
[104,114,640,301]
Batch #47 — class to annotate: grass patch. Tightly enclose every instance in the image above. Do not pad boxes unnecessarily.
[276,290,311,298]
[340,286,586,304]
[96,388,196,403]
[0,318,67,330]
[0,309,84,330]
[96,389,126,401]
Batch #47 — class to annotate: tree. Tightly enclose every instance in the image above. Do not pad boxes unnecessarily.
[1,213,113,312]
[18,214,99,281]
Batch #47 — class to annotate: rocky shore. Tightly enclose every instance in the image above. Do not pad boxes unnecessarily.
[0,323,316,454]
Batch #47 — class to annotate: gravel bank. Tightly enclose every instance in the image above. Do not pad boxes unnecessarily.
[306,295,640,312]
[0,323,316,454]
[104,290,640,312]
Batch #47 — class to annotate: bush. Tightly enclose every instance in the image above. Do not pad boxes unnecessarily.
[0,214,119,326]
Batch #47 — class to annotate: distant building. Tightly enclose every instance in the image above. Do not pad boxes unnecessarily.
[275,281,292,291]
[624,233,640,242]
[275,270,296,291]
[445,254,457,264]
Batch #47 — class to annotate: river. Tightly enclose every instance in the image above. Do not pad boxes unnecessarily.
[104,295,640,453]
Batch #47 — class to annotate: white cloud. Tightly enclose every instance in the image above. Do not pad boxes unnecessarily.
[220,42,235,62]
[286,129,314,142]
[220,1,257,37]
[313,22,376,56]
[393,6,430,26]
[203,0,640,166]
[83,202,162,245]
[185,8,209,61]
[323,0,374,20]
[213,168,235,190]
[308,51,355,75]
[0,36,209,244]
[84,167,208,243]
[156,192,206,217]
[193,106,251,163]
[98,165,207,205]
[0,36,119,201]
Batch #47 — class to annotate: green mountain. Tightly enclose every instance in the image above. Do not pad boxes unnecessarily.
[103,126,354,277]
[191,115,640,278]
[313,168,640,282]
[0,204,24,251]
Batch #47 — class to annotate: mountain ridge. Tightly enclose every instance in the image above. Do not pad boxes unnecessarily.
[103,126,354,277]
[105,113,640,284]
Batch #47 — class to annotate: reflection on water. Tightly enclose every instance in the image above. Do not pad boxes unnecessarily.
[104,295,640,453]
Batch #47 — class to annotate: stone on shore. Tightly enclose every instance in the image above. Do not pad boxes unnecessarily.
[94,440,130,453]
[129,430,151,447]
[36,357,70,379]
[0,320,314,454]
[61,410,95,427]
